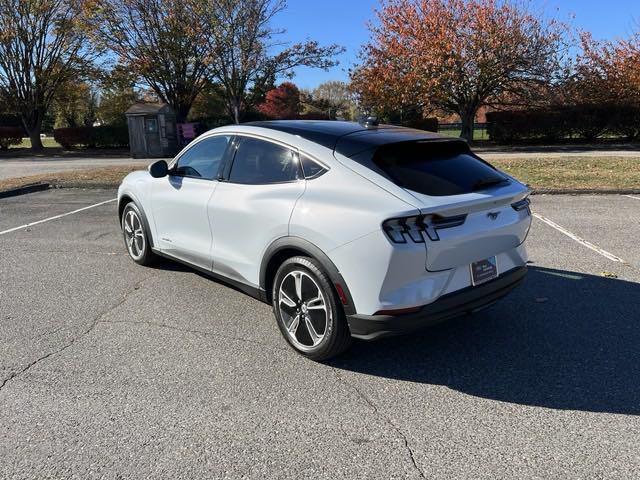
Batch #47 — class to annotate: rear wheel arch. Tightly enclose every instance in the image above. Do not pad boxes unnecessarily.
[260,237,356,316]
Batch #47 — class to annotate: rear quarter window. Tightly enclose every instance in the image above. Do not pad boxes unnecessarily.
[351,141,508,196]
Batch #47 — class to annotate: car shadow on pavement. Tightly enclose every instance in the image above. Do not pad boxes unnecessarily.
[331,266,640,415]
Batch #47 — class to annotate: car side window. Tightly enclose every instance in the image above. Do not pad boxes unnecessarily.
[228,137,300,185]
[174,135,231,180]
[300,154,327,179]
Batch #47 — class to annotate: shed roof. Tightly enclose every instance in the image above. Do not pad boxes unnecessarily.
[125,103,173,116]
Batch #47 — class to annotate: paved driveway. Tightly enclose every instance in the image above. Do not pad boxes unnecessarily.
[1,190,639,479]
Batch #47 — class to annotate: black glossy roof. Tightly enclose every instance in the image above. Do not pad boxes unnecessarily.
[244,120,456,157]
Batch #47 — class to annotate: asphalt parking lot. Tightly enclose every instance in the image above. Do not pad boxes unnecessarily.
[1,189,639,479]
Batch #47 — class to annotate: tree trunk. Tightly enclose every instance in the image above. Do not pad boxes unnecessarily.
[29,130,44,151]
[26,121,44,151]
[21,111,44,151]
[175,103,191,124]
[232,101,241,124]
[459,106,478,143]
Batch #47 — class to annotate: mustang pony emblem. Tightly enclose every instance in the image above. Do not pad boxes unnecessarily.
[487,211,501,220]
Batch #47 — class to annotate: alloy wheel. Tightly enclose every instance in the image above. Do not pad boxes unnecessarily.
[278,270,329,350]
[123,209,145,260]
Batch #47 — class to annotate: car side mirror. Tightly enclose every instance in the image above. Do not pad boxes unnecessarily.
[149,160,168,178]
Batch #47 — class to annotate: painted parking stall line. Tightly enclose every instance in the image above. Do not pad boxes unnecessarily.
[532,213,626,263]
[0,198,117,236]
[624,195,640,201]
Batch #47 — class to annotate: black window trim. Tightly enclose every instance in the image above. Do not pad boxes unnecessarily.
[168,133,234,181]
[223,133,304,185]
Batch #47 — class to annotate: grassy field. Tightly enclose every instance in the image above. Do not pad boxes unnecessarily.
[11,137,62,149]
[438,128,490,141]
[1,154,639,192]
[0,166,139,190]
[490,156,640,190]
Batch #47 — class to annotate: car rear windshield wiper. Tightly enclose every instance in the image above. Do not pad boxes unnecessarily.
[472,177,509,191]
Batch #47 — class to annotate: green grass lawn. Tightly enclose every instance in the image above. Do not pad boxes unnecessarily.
[438,128,489,141]
[11,137,61,149]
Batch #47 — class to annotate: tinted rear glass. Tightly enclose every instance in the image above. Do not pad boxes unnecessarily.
[351,141,508,196]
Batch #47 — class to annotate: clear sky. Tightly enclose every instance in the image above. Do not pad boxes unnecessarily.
[278,0,640,90]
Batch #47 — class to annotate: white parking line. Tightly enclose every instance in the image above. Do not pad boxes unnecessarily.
[532,213,626,263]
[624,195,640,201]
[0,198,117,236]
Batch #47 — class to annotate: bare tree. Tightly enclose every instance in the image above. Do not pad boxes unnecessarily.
[206,0,344,123]
[86,0,342,124]
[85,0,212,123]
[310,81,354,119]
[0,0,94,150]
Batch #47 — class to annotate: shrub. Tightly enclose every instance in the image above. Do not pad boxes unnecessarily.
[0,127,23,150]
[298,112,332,120]
[54,126,129,149]
[403,117,438,132]
[610,105,640,140]
[487,104,640,143]
[486,108,549,142]
[0,114,22,128]
[92,125,129,148]
[54,127,92,148]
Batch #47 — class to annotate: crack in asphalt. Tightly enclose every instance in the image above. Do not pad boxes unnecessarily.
[0,275,154,394]
[1,248,124,256]
[98,318,289,351]
[333,369,426,479]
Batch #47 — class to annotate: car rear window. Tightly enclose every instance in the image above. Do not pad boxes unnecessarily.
[350,141,509,196]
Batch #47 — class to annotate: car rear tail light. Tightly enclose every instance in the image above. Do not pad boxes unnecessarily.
[382,214,467,243]
[511,197,531,214]
[382,217,414,243]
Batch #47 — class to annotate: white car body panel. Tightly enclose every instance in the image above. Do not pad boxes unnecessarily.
[288,159,419,253]
[150,176,217,269]
[329,229,528,315]
[209,179,305,286]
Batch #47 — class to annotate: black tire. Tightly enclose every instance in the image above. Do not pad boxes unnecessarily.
[272,256,352,361]
[121,202,156,266]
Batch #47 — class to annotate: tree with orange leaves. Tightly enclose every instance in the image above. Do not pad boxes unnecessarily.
[564,29,640,139]
[351,0,569,141]
[258,82,302,120]
[571,30,640,107]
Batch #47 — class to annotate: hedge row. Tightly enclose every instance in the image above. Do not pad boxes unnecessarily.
[0,126,23,150]
[403,117,438,132]
[0,114,23,128]
[54,126,129,149]
[486,105,640,143]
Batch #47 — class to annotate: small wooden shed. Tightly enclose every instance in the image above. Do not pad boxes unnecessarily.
[125,103,178,158]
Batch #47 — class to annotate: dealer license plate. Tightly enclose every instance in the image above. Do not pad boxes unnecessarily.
[470,256,498,286]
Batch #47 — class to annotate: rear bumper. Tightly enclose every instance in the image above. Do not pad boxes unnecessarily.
[347,266,527,340]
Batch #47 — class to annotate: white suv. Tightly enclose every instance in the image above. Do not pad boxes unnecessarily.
[118,120,531,360]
